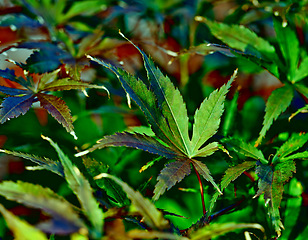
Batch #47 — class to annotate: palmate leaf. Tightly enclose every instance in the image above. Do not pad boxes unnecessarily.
[0,181,85,235]
[0,203,48,240]
[256,85,294,146]
[0,94,35,124]
[273,133,308,163]
[95,173,169,230]
[43,136,104,236]
[76,132,182,159]
[209,161,256,212]
[153,160,191,201]
[87,55,181,154]
[191,70,236,156]
[37,93,77,139]
[0,149,63,176]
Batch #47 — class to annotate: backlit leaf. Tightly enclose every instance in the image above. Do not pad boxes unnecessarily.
[0,203,48,240]
[75,132,182,159]
[273,133,308,162]
[95,173,169,230]
[209,161,256,213]
[0,149,63,176]
[153,160,191,201]
[135,42,191,156]
[0,181,85,234]
[87,56,180,153]
[191,70,236,155]
[191,159,221,194]
[43,136,104,236]
[256,85,294,146]
[37,93,76,139]
[0,94,35,124]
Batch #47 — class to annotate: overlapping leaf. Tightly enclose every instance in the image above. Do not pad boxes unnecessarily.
[0,149,63,176]
[95,173,169,230]
[43,136,104,236]
[153,160,191,201]
[0,181,85,235]
[0,203,48,240]
[256,85,294,146]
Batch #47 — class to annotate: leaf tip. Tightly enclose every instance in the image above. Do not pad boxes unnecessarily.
[94,173,108,180]
[70,131,78,140]
[74,150,89,157]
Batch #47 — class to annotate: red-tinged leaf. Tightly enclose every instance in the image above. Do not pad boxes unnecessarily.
[256,85,294,146]
[273,133,308,163]
[153,160,191,201]
[270,161,296,236]
[75,132,182,159]
[0,94,35,123]
[37,93,76,139]
[0,85,30,96]
[191,159,221,194]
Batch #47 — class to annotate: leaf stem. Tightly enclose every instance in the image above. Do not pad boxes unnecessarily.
[192,163,206,215]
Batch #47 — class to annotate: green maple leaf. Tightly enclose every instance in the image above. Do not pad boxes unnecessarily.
[77,37,237,199]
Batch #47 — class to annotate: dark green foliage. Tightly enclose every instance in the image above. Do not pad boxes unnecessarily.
[0,0,307,239]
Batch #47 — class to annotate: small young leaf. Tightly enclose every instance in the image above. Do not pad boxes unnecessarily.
[191,70,236,155]
[0,85,30,96]
[0,149,63,176]
[37,93,76,139]
[153,160,191,201]
[273,133,308,163]
[0,203,48,240]
[95,173,169,230]
[293,56,308,83]
[0,94,35,124]
[223,138,267,163]
[43,136,104,236]
[256,85,294,146]
[0,181,85,234]
[75,132,182,159]
[191,159,221,194]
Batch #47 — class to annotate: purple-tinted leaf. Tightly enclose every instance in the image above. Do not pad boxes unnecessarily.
[0,94,35,123]
[24,50,62,74]
[191,159,221,194]
[254,162,273,201]
[0,68,18,82]
[37,93,76,139]
[36,217,82,235]
[76,132,182,159]
[153,160,191,201]
[0,85,30,96]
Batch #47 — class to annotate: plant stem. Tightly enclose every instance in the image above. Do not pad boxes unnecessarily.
[192,163,206,215]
